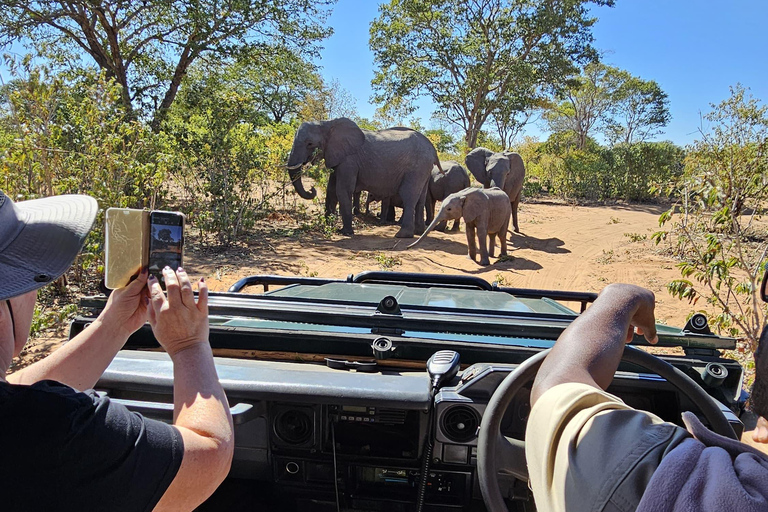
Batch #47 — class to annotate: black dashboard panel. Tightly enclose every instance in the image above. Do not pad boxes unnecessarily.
[96,350,744,512]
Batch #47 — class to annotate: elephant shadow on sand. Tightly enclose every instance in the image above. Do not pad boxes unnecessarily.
[512,234,570,254]
[332,233,470,256]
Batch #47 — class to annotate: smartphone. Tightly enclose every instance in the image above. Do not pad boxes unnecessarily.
[104,208,149,289]
[148,210,185,286]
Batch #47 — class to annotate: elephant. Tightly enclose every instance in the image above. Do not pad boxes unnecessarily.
[286,118,440,238]
[465,148,525,233]
[365,162,469,229]
[407,187,512,266]
[427,161,471,232]
[365,192,402,223]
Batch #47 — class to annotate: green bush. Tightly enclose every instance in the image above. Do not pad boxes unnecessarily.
[1,61,171,280]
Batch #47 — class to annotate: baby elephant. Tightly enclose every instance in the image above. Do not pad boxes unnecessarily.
[407,187,512,265]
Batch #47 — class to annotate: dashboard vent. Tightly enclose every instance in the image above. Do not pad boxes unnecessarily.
[441,406,479,443]
[274,408,313,445]
[377,408,407,425]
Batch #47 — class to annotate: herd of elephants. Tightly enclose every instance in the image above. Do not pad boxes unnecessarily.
[285,117,526,266]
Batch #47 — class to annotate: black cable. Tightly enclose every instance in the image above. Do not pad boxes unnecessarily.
[416,388,437,512]
[330,420,341,512]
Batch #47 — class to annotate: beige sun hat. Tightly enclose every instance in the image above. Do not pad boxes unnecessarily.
[0,191,98,300]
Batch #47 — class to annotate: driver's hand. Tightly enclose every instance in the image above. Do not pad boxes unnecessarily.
[600,284,659,345]
[147,267,209,357]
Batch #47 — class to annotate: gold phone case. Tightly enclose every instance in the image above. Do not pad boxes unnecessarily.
[104,208,149,289]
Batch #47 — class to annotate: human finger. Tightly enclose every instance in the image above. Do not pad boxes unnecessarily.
[148,275,166,314]
[163,267,182,306]
[125,267,149,292]
[176,268,195,307]
[196,277,208,313]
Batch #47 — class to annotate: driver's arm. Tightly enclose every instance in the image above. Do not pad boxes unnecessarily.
[525,285,686,512]
[530,283,659,405]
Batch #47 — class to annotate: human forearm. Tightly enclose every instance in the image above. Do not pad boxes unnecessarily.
[8,318,130,389]
[531,284,657,405]
[170,343,233,448]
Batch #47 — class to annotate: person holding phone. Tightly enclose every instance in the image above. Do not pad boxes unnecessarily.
[0,191,233,511]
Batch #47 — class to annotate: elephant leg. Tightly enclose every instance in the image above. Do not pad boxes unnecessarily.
[499,225,509,257]
[426,194,436,225]
[325,172,338,217]
[477,226,490,265]
[488,233,496,258]
[449,219,461,232]
[435,220,448,232]
[512,193,521,233]
[387,204,397,223]
[336,180,355,236]
[353,191,361,216]
[465,223,477,261]
[414,180,428,234]
[380,197,392,225]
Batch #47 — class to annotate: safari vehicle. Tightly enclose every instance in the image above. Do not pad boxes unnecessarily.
[73,272,747,512]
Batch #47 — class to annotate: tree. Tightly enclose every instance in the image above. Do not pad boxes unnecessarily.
[0,0,333,130]
[654,85,768,350]
[240,50,324,124]
[605,73,670,146]
[370,0,613,148]
[544,62,620,150]
[296,77,357,122]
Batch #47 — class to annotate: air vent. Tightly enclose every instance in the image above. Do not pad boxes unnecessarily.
[377,408,407,425]
[441,406,479,443]
[274,408,313,445]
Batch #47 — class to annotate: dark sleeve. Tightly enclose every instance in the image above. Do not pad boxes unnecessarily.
[63,390,184,512]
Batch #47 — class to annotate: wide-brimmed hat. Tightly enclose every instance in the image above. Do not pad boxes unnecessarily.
[0,191,98,301]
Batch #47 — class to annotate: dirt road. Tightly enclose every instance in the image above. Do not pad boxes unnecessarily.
[193,201,700,329]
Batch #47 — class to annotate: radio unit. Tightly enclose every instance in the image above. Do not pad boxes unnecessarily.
[327,405,407,425]
[324,405,419,459]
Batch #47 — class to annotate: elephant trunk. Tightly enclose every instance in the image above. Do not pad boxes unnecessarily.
[406,215,444,249]
[288,165,317,200]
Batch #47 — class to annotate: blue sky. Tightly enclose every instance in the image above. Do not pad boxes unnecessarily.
[319,0,768,146]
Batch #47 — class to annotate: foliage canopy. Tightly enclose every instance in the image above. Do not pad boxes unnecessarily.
[370,0,613,148]
[0,0,334,129]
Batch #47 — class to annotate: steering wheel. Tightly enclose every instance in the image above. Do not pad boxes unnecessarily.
[477,345,737,512]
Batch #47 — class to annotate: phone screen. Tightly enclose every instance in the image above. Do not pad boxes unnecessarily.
[148,211,184,284]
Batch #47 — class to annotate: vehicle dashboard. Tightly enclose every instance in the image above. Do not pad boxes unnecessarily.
[94,348,744,512]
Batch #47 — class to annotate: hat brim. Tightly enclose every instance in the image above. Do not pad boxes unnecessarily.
[0,195,98,301]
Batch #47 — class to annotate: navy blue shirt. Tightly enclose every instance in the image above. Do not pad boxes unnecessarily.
[0,380,183,511]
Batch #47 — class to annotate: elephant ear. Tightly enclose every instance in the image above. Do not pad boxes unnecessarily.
[465,147,494,187]
[324,118,366,168]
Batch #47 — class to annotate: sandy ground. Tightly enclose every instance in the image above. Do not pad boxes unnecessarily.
[189,201,701,329]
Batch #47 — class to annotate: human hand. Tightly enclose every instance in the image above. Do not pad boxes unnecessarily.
[753,416,768,443]
[98,268,150,337]
[599,284,659,345]
[147,267,209,357]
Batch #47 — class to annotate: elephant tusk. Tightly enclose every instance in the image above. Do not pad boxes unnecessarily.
[285,163,303,170]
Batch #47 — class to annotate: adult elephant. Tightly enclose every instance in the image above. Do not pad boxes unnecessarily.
[465,148,525,232]
[427,161,471,231]
[286,118,440,238]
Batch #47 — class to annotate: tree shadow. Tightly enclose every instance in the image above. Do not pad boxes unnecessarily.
[511,233,570,254]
